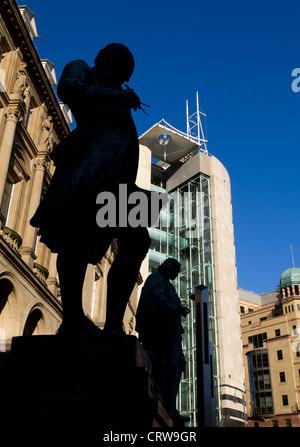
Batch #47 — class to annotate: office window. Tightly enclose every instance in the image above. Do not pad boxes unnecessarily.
[272,420,278,427]
[279,372,286,383]
[255,392,273,414]
[248,333,267,348]
[275,329,281,337]
[285,419,291,427]
[277,350,283,360]
[248,350,274,415]
[282,395,289,406]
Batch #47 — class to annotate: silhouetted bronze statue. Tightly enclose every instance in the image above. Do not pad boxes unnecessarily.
[136,258,190,425]
[30,43,151,335]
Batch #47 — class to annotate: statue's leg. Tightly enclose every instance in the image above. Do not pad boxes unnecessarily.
[104,227,151,332]
[168,368,190,425]
[56,235,110,334]
[56,248,91,334]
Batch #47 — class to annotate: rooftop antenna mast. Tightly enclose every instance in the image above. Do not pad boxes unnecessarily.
[186,91,208,152]
[290,245,296,268]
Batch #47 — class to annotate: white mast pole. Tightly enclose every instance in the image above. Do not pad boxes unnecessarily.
[196,91,201,146]
[186,99,190,137]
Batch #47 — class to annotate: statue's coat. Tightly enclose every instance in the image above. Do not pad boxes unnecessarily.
[30,59,139,262]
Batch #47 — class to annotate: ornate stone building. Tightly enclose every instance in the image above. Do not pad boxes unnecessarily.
[240,267,300,427]
[0,0,143,355]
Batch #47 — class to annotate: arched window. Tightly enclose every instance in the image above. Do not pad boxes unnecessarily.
[0,277,13,313]
[0,277,18,352]
[23,308,45,336]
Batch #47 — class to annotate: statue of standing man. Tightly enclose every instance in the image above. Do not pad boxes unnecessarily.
[30,43,151,335]
[136,258,190,425]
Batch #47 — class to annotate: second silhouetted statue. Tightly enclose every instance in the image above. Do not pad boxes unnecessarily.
[136,258,190,425]
[30,43,151,335]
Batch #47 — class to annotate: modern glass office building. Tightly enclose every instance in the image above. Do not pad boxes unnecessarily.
[138,120,246,426]
[148,166,219,426]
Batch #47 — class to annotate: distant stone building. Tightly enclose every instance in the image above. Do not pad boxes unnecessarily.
[0,0,143,355]
[240,267,300,427]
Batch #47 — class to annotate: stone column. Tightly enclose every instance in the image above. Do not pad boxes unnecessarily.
[0,105,22,225]
[20,158,47,268]
[46,252,59,298]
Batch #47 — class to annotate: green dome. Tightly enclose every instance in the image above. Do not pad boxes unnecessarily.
[280,268,300,288]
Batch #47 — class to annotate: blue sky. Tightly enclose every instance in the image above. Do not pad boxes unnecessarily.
[21,0,300,293]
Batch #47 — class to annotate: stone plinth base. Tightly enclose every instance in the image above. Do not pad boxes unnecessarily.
[0,333,172,441]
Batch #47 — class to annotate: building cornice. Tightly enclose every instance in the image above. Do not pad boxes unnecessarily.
[0,0,70,142]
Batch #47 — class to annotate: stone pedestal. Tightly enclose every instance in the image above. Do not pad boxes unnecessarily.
[0,332,172,442]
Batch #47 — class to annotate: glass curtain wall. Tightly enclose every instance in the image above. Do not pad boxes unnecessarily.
[148,171,220,426]
[247,349,274,416]
[148,182,171,273]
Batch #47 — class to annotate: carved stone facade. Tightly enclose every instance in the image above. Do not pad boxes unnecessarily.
[240,270,300,427]
[0,0,142,355]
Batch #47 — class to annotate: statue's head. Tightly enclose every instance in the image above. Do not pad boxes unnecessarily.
[158,258,181,280]
[94,43,135,85]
